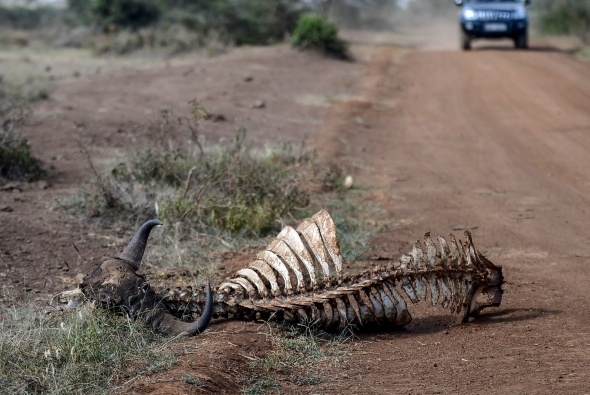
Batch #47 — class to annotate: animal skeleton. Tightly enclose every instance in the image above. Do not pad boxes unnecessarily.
[159,210,504,331]
[60,210,503,335]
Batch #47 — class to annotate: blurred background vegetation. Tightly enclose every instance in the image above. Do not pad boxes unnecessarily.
[0,0,588,53]
[534,0,590,44]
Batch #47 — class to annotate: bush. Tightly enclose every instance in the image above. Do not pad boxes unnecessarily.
[291,15,350,59]
[70,103,313,236]
[207,0,301,46]
[111,129,312,235]
[535,0,590,44]
[66,0,306,50]
[0,129,46,181]
[92,0,161,31]
[57,105,384,268]
[0,89,45,182]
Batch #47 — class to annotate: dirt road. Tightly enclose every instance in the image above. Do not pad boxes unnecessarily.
[315,45,590,394]
[1,33,590,393]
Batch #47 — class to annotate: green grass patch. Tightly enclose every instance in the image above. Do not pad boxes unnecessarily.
[0,303,176,394]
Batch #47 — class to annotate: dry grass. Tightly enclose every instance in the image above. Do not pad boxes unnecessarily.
[0,302,176,394]
[242,322,352,395]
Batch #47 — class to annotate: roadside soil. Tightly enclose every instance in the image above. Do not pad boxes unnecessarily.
[1,27,590,394]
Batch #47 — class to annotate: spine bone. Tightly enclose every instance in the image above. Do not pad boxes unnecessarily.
[159,210,504,331]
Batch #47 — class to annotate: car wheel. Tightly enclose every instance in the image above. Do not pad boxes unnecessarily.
[515,30,528,49]
[461,31,472,51]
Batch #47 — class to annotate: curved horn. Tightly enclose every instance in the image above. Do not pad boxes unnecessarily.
[148,282,213,336]
[119,219,163,270]
[83,220,213,336]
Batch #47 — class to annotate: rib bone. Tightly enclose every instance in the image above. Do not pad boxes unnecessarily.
[160,210,504,331]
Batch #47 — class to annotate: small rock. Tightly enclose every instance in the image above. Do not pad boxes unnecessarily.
[0,205,13,212]
[354,116,369,127]
[244,76,253,82]
[35,180,50,190]
[343,175,353,189]
[252,100,265,109]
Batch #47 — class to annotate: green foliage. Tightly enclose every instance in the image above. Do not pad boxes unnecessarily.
[0,304,175,394]
[0,88,45,182]
[0,129,45,181]
[242,376,280,395]
[111,128,312,235]
[93,0,161,31]
[118,148,191,187]
[535,0,590,44]
[291,15,350,59]
[66,0,306,50]
[205,0,301,46]
[59,104,387,266]
[59,103,388,268]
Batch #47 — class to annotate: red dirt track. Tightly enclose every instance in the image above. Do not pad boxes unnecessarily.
[316,45,590,394]
[1,33,590,393]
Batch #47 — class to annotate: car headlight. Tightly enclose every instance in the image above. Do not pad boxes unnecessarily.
[513,8,527,19]
[463,8,477,20]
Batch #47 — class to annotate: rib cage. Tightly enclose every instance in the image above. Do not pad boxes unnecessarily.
[161,210,504,331]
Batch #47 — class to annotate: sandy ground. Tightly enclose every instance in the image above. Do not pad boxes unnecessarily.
[1,22,590,394]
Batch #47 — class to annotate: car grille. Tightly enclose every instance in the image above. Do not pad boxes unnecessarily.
[475,10,513,21]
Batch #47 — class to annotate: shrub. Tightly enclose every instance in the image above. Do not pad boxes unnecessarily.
[291,15,350,59]
[536,0,590,44]
[66,0,306,51]
[209,0,301,46]
[57,104,386,272]
[0,89,45,182]
[92,0,161,31]
[111,129,312,235]
[0,128,46,181]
